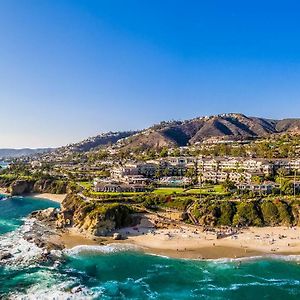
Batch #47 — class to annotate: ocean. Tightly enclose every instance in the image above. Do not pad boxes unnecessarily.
[1,194,300,299]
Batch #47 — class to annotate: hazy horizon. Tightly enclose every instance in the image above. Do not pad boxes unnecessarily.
[1,1,300,148]
[1,111,299,149]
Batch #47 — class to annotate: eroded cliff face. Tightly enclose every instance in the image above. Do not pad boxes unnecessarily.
[10,180,35,196]
[1,179,68,196]
[54,194,135,236]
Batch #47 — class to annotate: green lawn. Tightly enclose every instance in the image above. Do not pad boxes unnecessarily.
[78,181,93,189]
[186,185,226,195]
[79,181,226,197]
[152,188,185,195]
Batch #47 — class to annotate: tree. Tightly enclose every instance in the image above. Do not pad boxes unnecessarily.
[276,177,293,195]
[171,148,181,157]
[222,180,236,192]
[185,167,196,184]
[261,201,279,226]
[276,168,289,196]
[251,175,263,184]
[276,201,292,226]
[218,202,236,226]
[233,201,262,227]
[155,169,162,179]
[159,147,168,158]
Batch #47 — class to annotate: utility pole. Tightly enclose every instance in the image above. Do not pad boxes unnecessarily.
[280,174,282,198]
[294,170,297,200]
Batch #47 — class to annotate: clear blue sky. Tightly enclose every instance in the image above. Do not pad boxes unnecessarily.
[1,0,300,148]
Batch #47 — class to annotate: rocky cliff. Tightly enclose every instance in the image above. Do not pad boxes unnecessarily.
[54,194,136,236]
[0,178,68,196]
[9,180,35,196]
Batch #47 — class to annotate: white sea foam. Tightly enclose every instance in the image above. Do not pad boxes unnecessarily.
[138,250,300,265]
[7,267,102,300]
[204,254,300,264]
[10,284,100,300]
[65,243,141,256]
[0,219,44,268]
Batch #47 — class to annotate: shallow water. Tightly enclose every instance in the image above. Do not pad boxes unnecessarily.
[0,194,60,234]
[1,194,300,299]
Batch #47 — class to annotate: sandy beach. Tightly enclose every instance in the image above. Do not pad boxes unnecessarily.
[0,188,9,195]
[57,213,300,259]
[30,193,66,203]
[0,188,66,204]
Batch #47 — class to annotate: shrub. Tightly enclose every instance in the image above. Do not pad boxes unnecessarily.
[233,201,262,227]
[218,202,236,226]
[261,201,279,226]
[276,201,292,226]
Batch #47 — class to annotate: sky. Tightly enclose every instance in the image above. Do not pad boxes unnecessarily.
[0,0,300,148]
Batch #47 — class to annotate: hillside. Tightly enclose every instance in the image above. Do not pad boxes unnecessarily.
[0,148,53,159]
[117,113,300,150]
[28,113,300,158]
[65,131,137,152]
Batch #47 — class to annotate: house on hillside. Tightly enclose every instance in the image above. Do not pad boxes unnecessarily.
[237,182,279,194]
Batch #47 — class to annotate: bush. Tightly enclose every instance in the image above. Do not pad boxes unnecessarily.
[261,201,279,226]
[233,201,262,227]
[218,202,236,226]
[276,201,292,226]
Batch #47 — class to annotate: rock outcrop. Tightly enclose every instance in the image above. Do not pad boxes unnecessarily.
[32,179,67,194]
[56,194,135,236]
[0,178,68,196]
[10,180,34,196]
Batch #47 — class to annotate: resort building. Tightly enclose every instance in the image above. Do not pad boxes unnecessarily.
[237,182,279,194]
[94,182,147,193]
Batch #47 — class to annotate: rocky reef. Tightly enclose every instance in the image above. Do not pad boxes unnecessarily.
[0,216,64,267]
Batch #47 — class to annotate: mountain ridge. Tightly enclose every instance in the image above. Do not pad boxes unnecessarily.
[10,113,300,159]
[114,113,300,151]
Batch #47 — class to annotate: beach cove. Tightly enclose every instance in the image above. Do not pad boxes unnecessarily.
[1,194,300,299]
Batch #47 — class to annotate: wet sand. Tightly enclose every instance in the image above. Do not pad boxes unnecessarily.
[57,214,300,259]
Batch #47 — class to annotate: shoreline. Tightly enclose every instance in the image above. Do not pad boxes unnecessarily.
[0,189,66,204]
[29,193,66,204]
[59,232,300,261]
[55,214,300,260]
[0,188,9,196]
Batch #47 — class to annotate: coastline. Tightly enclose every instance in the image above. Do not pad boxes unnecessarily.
[56,214,300,260]
[0,188,9,196]
[29,193,66,204]
[0,189,66,204]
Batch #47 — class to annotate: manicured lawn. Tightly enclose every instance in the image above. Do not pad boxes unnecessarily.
[152,188,185,195]
[78,181,93,189]
[186,185,226,195]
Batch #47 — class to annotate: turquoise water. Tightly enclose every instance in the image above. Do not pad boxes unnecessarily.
[1,195,300,299]
[0,194,60,234]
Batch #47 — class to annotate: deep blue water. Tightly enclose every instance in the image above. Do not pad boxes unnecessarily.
[1,194,300,299]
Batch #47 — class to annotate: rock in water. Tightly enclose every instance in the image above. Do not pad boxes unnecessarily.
[113,233,122,240]
[0,252,13,261]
